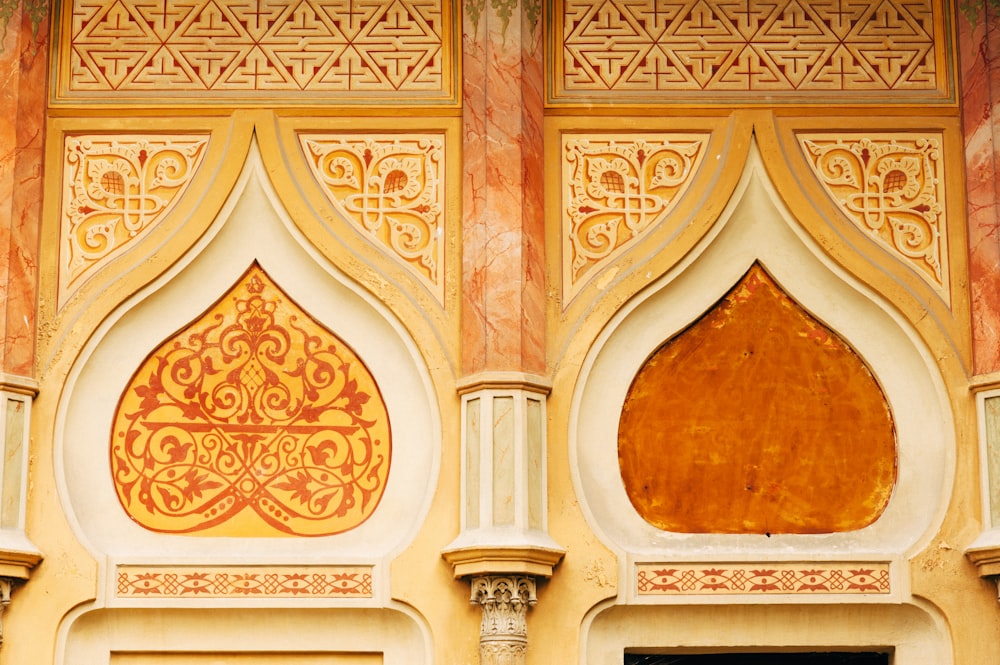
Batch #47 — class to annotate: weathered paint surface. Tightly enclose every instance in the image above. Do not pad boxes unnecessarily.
[619,264,896,535]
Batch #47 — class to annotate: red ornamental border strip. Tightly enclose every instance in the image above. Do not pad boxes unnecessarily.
[636,563,890,595]
[117,566,373,598]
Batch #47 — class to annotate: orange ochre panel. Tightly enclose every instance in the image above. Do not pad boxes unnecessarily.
[618,263,896,534]
[111,264,390,537]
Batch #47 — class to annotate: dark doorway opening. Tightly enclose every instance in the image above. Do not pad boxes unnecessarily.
[625,653,889,665]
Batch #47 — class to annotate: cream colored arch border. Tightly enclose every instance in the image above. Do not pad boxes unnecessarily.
[570,140,954,593]
[582,600,952,664]
[59,606,431,665]
[54,141,441,587]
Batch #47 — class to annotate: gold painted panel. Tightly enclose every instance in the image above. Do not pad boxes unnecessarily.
[799,133,949,299]
[562,133,708,301]
[111,264,391,537]
[618,264,896,534]
[300,133,445,301]
[55,0,456,105]
[60,134,210,301]
[551,0,952,105]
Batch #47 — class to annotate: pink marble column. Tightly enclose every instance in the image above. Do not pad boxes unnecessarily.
[961,5,1000,375]
[462,2,546,377]
[0,6,46,379]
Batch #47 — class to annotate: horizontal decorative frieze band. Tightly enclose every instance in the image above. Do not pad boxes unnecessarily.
[636,562,890,596]
[116,565,373,598]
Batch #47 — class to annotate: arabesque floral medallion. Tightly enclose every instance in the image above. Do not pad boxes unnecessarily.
[111,264,391,537]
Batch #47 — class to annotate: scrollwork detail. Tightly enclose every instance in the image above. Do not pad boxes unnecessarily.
[563,134,706,299]
[61,135,209,298]
[800,134,947,294]
[301,134,445,301]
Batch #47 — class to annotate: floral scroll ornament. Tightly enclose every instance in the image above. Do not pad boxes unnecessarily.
[563,135,706,300]
[800,135,947,295]
[61,135,209,300]
[111,265,391,537]
[300,135,445,301]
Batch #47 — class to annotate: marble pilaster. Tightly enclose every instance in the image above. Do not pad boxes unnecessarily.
[0,6,45,378]
[960,4,1000,374]
[461,0,545,376]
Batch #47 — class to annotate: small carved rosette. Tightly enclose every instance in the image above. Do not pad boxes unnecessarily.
[111,264,391,537]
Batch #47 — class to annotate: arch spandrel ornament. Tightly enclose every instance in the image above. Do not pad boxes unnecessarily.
[60,134,211,303]
[111,263,391,538]
[798,133,949,301]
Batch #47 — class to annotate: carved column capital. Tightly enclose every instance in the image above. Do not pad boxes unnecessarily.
[470,575,537,665]
[0,576,18,647]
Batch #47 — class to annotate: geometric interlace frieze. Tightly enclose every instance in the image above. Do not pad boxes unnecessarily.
[556,0,944,103]
[562,133,708,302]
[300,134,445,301]
[60,0,451,103]
[799,133,948,299]
[61,134,210,302]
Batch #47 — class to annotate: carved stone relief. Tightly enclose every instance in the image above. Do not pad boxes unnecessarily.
[61,134,209,300]
[562,133,707,301]
[301,133,445,300]
[800,133,948,298]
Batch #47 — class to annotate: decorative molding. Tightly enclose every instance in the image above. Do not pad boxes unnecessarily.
[799,133,948,298]
[57,0,453,104]
[300,134,445,301]
[443,544,565,579]
[443,375,565,579]
[60,134,209,300]
[116,565,373,598]
[455,371,551,396]
[0,577,13,647]
[471,575,536,665]
[636,562,891,596]
[111,264,391,537]
[553,0,947,104]
[0,374,37,398]
[562,134,707,301]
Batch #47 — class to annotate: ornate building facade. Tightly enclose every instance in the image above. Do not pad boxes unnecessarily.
[0,0,999,663]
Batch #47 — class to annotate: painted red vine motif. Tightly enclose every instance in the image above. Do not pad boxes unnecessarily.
[111,264,391,537]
